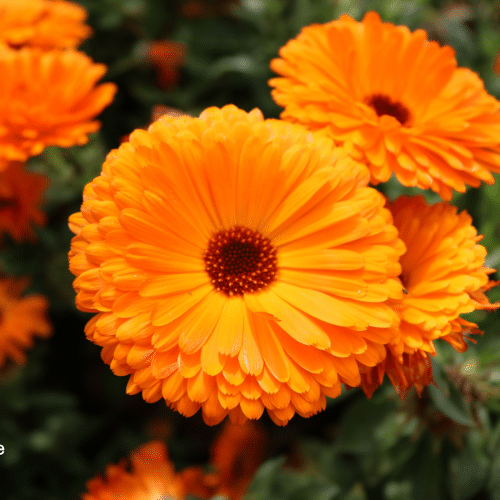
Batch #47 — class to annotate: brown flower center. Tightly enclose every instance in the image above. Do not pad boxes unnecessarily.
[204,226,277,296]
[366,94,411,125]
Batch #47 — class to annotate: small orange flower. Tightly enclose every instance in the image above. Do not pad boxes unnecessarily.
[0,161,48,243]
[270,11,500,200]
[147,40,186,90]
[358,195,499,398]
[0,46,116,162]
[0,0,92,49]
[69,105,405,426]
[0,277,52,367]
[81,441,186,500]
[182,421,267,500]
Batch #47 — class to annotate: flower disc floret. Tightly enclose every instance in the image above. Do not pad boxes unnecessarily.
[69,105,405,425]
[269,11,500,200]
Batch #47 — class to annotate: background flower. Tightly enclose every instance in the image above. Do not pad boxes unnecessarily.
[0,277,52,368]
[81,441,186,500]
[0,160,48,243]
[0,46,116,162]
[269,11,500,200]
[359,195,499,398]
[0,0,91,49]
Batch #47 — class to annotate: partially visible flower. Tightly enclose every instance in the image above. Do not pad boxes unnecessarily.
[358,195,499,398]
[269,11,500,200]
[81,441,186,500]
[182,421,267,500]
[180,0,237,18]
[0,277,52,367]
[0,160,48,242]
[147,40,186,90]
[69,105,405,426]
[0,0,91,49]
[0,46,116,162]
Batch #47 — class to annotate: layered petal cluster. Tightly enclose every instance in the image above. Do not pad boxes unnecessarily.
[0,160,48,242]
[81,441,186,500]
[68,105,405,425]
[0,277,52,367]
[0,0,91,49]
[359,195,499,398]
[269,11,500,200]
[0,46,117,162]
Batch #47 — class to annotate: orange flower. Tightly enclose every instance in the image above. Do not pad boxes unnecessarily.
[208,421,266,499]
[0,161,48,242]
[147,41,186,90]
[68,105,405,426]
[0,46,117,162]
[359,195,499,398]
[0,277,52,367]
[0,0,91,49]
[81,441,186,500]
[269,11,500,200]
[182,421,267,499]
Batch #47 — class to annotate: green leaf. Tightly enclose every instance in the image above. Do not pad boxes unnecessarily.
[448,431,489,500]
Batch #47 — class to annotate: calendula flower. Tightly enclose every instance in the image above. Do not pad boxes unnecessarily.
[0,46,116,162]
[0,277,52,368]
[147,40,186,90]
[69,105,405,426]
[182,421,267,499]
[358,195,499,398]
[269,11,500,200]
[0,0,91,49]
[81,441,186,500]
[0,161,48,242]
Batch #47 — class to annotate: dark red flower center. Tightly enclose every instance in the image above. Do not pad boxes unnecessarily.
[204,226,277,296]
[366,94,411,125]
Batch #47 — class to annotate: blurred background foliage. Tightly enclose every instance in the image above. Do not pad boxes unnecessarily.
[1,0,500,499]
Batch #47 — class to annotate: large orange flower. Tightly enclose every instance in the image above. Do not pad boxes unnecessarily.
[0,160,48,242]
[358,195,499,398]
[81,441,186,500]
[0,277,52,367]
[269,11,500,200]
[0,0,91,49]
[0,46,116,162]
[68,105,405,425]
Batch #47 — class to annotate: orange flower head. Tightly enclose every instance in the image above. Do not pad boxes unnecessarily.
[182,420,267,499]
[0,0,92,49]
[147,41,186,90]
[0,161,48,243]
[0,46,117,162]
[359,195,499,398]
[0,277,52,368]
[68,104,405,425]
[81,441,186,500]
[269,11,500,200]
